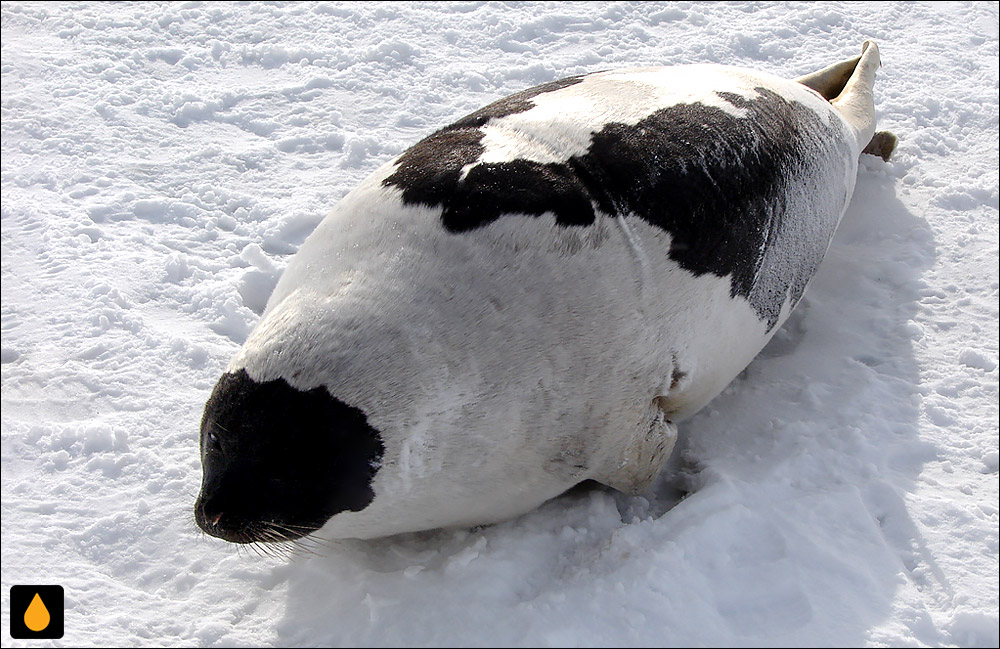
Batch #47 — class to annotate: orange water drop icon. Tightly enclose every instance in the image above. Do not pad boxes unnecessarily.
[24,592,51,632]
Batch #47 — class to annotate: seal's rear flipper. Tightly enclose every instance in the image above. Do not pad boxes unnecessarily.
[796,54,862,101]
[595,399,677,495]
[862,130,898,161]
[798,41,895,158]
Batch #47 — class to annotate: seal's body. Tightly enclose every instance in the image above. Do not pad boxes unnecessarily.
[196,44,885,542]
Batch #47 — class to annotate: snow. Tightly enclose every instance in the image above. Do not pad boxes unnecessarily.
[1,1,997,646]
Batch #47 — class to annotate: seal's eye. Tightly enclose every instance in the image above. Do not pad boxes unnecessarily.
[206,429,221,453]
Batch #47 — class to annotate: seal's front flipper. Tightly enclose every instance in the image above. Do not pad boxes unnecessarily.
[596,398,677,495]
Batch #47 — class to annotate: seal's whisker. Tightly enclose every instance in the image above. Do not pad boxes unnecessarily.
[276,529,340,551]
[212,421,233,435]
[266,525,342,551]
[259,524,320,556]
[240,543,260,560]
[258,524,301,554]
[286,538,323,557]
[268,523,325,544]
[254,522,330,558]
[295,535,339,551]
[269,522,318,530]
[255,539,286,560]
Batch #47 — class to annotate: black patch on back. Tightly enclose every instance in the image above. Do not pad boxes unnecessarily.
[452,75,585,129]
[383,76,849,329]
[195,369,384,543]
[384,76,585,221]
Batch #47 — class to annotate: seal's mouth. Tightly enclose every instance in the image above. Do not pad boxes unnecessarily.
[194,499,319,545]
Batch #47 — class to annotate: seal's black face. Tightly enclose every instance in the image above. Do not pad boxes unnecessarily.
[194,369,384,544]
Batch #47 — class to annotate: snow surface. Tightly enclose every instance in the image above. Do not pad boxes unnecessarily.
[1,1,997,646]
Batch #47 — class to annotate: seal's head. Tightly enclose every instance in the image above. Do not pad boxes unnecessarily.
[194,369,384,544]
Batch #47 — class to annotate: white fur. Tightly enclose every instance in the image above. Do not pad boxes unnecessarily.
[227,63,866,539]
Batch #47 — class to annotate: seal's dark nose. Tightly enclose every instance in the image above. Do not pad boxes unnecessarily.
[198,509,226,536]
[195,494,263,543]
[195,495,227,537]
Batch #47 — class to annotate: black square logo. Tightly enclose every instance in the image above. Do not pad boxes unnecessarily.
[9,585,64,639]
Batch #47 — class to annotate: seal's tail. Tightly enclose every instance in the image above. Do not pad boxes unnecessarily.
[797,41,896,161]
